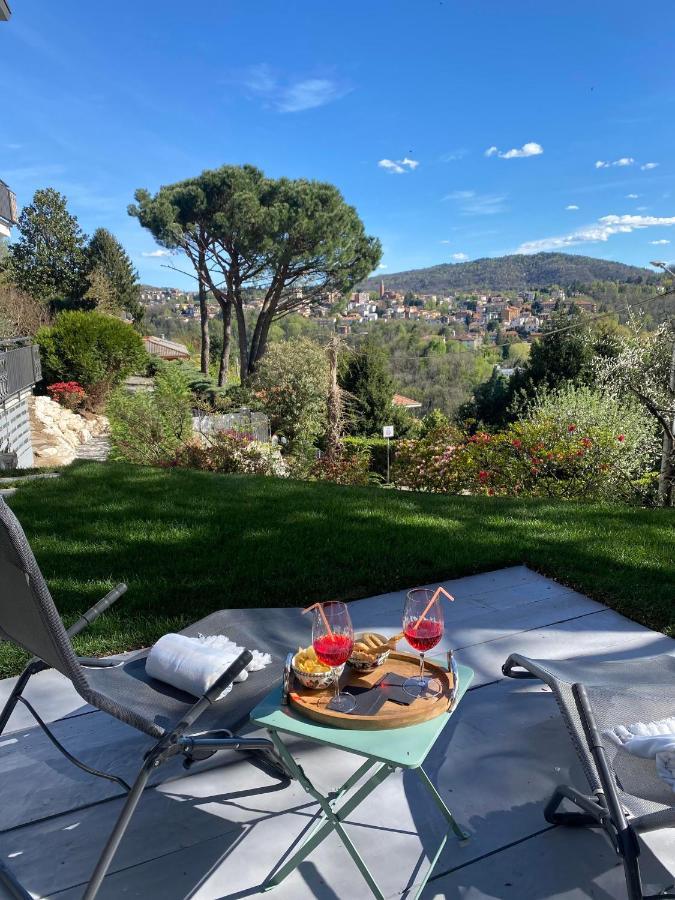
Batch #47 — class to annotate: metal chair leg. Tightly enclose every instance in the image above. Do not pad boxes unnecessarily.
[544,784,605,827]
[0,661,41,736]
[82,755,157,900]
[0,859,33,900]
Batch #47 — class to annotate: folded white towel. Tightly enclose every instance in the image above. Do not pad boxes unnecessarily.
[604,716,675,793]
[146,633,272,700]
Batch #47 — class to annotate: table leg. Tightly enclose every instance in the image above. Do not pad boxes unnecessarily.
[417,765,469,841]
[264,731,393,899]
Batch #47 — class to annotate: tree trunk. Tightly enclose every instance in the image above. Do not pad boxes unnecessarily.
[234,301,249,384]
[197,259,210,376]
[325,336,344,460]
[218,301,232,387]
[248,305,278,377]
[657,340,675,507]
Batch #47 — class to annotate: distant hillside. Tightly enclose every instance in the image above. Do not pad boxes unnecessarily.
[363,253,654,294]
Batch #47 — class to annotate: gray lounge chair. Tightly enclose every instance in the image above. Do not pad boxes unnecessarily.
[503,651,675,900]
[0,496,295,900]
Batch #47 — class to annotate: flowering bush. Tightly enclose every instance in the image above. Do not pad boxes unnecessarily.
[393,386,658,503]
[310,447,373,486]
[174,429,288,478]
[47,381,86,411]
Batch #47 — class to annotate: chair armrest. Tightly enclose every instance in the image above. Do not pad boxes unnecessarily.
[67,583,127,638]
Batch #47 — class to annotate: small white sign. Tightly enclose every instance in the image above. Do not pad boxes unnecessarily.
[383,425,394,438]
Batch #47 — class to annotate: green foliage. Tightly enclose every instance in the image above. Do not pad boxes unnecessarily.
[420,409,450,437]
[174,430,287,478]
[363,252,653,295]
[36,311,147,406]
[342,436,391,478]
[340,339,395,435]
[310,447,373,486]
[458,368,512,429]
[252,337,329,452]
[87,228,142,323]
[108,364,193,465]
[4,188,88,303]
[395,386,656,504]
[130,164,381,378]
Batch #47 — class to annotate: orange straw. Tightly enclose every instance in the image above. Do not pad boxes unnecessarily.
[302,602,334,637]
[412,586,454,630]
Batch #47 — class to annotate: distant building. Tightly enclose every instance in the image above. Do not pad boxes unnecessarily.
[143,336,190,360]
[379,280,385,299]
[392,394,422,415]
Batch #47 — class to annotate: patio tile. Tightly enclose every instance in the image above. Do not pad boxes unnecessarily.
[1,567,673,900]
[454,607,675,687]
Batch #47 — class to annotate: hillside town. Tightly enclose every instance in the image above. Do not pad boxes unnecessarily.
[141,278,597,349]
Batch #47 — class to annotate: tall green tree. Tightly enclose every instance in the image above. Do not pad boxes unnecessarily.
[129,165,381,384]
[340,339,395,436]
[87,228,142,323]
[4,188,88,303]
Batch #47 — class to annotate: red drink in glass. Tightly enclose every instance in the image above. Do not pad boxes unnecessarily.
[404,620,443,653]
[313,634,354,668]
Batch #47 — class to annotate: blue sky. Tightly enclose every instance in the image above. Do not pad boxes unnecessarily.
[2,0,674,288]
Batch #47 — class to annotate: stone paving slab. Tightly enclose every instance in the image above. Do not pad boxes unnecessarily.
[0,565,673,900]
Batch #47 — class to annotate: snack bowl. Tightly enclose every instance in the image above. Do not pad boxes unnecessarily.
[292,650,344,690]
[348,632,391,673]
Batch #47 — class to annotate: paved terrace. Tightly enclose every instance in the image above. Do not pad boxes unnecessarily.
[1,566,674,899]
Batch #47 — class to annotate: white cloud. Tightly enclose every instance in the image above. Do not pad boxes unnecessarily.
[641,162,659,170]
[650,239,670,245]
[440,149,467,162]
[595,157,635,169]
[452,252,469,261]
[439,239,451,244]
[378,157,419,174]
[518,213,675,253]
[243,65,349,113]
[626,193,639,199]
[377,263,388,269]
[141,249,171,258]
[444,189,507,215]
[565,204,580,210]
[486,142,543,159]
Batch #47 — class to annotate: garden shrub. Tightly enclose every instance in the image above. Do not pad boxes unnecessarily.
[174,429,287,478]
[310,447,373,486]
[252,338,329,453]
[37,311,147,409]
[343,436,392,478]
[394,386,657,503]
[47,381,86,411]
[108,364,193,465]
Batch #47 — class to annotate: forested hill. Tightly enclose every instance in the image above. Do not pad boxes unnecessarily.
[363,253,654,293]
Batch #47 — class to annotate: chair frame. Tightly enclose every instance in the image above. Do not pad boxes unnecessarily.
[503,654,675,900]
[0,584,292,900]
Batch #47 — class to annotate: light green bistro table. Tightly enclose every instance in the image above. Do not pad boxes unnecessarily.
[250,661,474,900]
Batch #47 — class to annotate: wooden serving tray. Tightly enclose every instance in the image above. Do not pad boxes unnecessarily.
[289,651,454,730]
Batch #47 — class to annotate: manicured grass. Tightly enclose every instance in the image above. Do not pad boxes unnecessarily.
[2,461,674,676]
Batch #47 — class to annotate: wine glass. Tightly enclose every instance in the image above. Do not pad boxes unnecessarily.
[402,588,444,699]
[312,601,355,713]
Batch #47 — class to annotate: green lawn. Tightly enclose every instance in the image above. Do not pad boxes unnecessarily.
[2,460,674,677]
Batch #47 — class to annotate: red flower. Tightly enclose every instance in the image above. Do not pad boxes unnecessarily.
[581,438,592,448]
[478,470,489,482]
[617,434,625,442]
[487,488,495,496]
[512,439,522,449]
[568,423,577,433]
